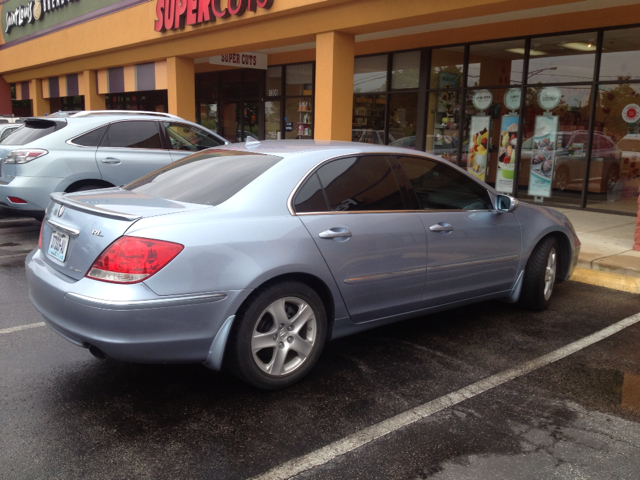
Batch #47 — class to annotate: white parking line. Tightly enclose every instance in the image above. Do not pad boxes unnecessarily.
[252,312,640,480]
[0,322,46,336]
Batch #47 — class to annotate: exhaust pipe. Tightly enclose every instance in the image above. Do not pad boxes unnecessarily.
[88,345,107,360]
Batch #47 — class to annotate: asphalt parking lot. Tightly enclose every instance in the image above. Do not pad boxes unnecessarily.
[1,212,640,480]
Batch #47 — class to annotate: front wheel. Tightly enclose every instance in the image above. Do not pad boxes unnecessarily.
[518,237,558,311]
[226,282,327,390]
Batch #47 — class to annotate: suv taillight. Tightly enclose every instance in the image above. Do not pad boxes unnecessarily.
[87,236,183,284]
[4,149,48,164]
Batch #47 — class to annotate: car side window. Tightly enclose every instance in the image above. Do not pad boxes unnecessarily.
[73,126,108,147]
[101,121,163,149]
[397,156,492,210]
[315,156,405,212]
[163,122,222,151]
[294,173,329,213]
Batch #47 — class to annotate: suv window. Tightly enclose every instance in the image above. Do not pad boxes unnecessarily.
[163,122,222,151]
[397,156,492,210]
[101,121,163,149]
[315,156,405,212]
[72,126,108,147]
[125,150,282,206]
[0,120,58,145]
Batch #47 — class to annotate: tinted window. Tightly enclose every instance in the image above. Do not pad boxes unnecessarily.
[397,156,492,210]
[125,150,282,206]
[294,173,328,213]
[316,156,405,212]
[73,126,107,147]
[0,122,56,145]
[101,121,162,149]
[163,122,222,151]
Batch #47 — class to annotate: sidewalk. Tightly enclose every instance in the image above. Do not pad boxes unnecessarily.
[553,207,640,294]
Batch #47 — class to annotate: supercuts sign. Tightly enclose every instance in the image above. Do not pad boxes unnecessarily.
[154,0,274,32]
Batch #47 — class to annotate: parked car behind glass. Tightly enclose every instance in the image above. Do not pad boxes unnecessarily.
[0,111,229,218]
[27,141,580,390]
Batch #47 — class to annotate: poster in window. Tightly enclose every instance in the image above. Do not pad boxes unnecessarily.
[528,116,559,198]
[467,116,491,182]
[496,115,518,193]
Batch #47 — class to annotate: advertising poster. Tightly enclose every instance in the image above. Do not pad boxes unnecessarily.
[467,116,491,182]
[528,116,559,198]
[496,116,519,193]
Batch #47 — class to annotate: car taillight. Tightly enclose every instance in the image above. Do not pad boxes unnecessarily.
[86,236,184,284]
[38,221,44,249]
[4,149,48,164]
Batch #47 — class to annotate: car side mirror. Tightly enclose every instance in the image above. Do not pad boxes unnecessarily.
[496,194,518,213]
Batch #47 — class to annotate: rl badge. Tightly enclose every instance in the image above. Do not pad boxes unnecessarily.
[154,0,274,32]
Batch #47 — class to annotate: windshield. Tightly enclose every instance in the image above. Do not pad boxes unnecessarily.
[125,150,282,206]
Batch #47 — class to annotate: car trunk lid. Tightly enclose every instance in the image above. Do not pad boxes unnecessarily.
[40,188,210,281]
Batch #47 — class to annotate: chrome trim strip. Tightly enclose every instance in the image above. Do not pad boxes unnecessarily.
[50,192,141,221]
[344,267,426,285]
[298,210,418,215]
[428,255,520,273]
[65,292,227,310]
[45,218,80,237]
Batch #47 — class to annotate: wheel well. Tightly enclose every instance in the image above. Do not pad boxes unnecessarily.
[241,273,337,340]
[65,179,114,193]
[544,232,572,284]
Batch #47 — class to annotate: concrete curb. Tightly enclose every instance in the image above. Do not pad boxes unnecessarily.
[569,268,640,294]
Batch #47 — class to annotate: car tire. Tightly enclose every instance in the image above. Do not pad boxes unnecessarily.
[226,281,327,390]
[554,167,569,191]
[518,237,558,311]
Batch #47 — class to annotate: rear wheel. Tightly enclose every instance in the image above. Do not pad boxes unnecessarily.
[226,281,327,390]
[518,237,558,311]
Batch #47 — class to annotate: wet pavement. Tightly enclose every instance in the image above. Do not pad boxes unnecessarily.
[1,213,639,479]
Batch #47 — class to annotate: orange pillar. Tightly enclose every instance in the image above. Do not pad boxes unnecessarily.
[314,31,355,141]
[29,79,50,116]
[81,70,106,111]
[0,76,12,115]
[167,57,195,122]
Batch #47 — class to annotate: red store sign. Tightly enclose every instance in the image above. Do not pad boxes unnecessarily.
[154,0,274,32]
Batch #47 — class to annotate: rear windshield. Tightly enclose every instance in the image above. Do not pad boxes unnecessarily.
[0,120,60,145]
[125,150,282,206]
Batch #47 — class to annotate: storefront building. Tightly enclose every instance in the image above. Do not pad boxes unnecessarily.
[1,0,639,216]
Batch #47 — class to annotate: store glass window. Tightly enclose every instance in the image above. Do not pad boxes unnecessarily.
[600,27,640,82]
[353,94,386,144]
[265,100,281,140]
[425,88,461,163]
[354,55,388,93]
[286,63,313,96]
[587,83,640,214]
[243,69,262,98]
[285,97,313,139]
[266,66,282,97]
[391,51,420,90]
[517,86,593,208]
[468,40,525,87]
[317,156,405,211]
[527,32,597,84]
[221,70,242,98]
[430,47,464,89]
[388,93,418,148]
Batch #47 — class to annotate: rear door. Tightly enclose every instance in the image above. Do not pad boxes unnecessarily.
[95,120,172,186]
[395,155,521,306]
[295,155,427,323]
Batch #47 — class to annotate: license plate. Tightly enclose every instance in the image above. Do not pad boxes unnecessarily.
[48,228,69,262]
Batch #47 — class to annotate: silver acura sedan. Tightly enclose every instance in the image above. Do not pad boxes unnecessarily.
[26,141,580,389]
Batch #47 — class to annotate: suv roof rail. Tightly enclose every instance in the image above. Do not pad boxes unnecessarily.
[69,110,180,119]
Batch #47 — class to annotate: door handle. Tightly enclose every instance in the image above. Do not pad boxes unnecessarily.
[319,228,352,239]
[99,157,121,165]
[429,223,453,233]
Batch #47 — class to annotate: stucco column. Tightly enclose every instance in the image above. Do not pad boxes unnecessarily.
[81,70,106,111]
[634,189,640,251]
[167,57,195,122]
[29,79,50,116]
[314,31,355,141]
[0,77,12,115]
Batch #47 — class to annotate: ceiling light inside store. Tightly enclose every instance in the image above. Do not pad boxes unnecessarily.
[562,42,597,51]
[506,48,548,56]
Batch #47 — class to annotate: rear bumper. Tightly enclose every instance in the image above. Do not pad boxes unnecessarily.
[26,248,252,364]
[0,176,63,212]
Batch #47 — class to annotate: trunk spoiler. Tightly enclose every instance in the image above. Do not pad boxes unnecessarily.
[50,191,142,222]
